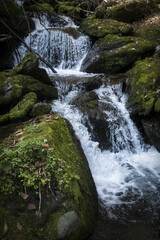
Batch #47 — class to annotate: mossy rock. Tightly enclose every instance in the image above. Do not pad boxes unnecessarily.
[81,18,133,38]
[0,114,97,240]
[30,102,52,117]
[105,0,158,23]
[0,92,37,125]
[12,53,53,86]
[0,73,57,113]
[58,4,85,18]
[126,57,160,116]
[135,21,160,45]
[81,34,156,74]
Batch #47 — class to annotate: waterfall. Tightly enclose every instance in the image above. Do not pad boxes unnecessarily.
[14,14,160,237]
[14,14,90,72]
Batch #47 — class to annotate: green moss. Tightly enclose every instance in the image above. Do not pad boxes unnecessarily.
[0,114,97,239]
[154,98,160,112]
[83,34,156,74]
[30,103,52,117]
[0,113,9,125]
[105,0,157,23]
[127,57,160,116]
[81,18,133,38]
[135,21,160,45]
[9,92,37,122]
[86,100,98,109]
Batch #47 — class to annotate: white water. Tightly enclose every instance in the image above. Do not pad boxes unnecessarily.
[14,15,160,221]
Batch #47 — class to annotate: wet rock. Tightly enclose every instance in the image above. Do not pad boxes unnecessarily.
[0,114,98,240]
[57,211,79,239]
[126,57,160,116]
[81,34,156,74]
[51,74,103,93]
[12,53,53,86]
[71,91,116,150]
[30,102,52,117]
[142,116,160,152]
[81,18,133,38]
[105,0,158,23]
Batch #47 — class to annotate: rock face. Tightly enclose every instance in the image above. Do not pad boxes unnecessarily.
[30,102,52,117]
[81,18,133,38]
[81,35,156,74]
[0,114,98,240]
[125,56,160,152]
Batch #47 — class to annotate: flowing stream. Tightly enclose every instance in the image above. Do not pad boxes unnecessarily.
[14,14,160,240]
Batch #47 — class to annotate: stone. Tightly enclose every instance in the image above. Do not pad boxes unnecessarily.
[81,34,156,74]
[81,18,133,38]
[30,102,52,117]
[126,56,160,116]
[57,211,79,239]
[12,53,53,85]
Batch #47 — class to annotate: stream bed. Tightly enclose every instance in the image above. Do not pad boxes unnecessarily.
[14,14,160,240]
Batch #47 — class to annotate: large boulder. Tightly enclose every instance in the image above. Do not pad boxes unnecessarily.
[95,0,119,18]
[0,114,97,240]
[81,34,156,74]
[12,53,53,86]
[81,18,133,38]
[104,0,158,23]
[126,56,160,116]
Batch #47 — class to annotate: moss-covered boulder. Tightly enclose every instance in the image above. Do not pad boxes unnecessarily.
[81,18,133,38]
[30,102,52,117]
[126,57,160,116]
[0,92,37,125]
[0,73,57,113]
[0,114,97,240]
[81,34,156,74]
[58,2,86,19]
[135,20,160,45]
[12,53,53,86]
[105,0,158,23]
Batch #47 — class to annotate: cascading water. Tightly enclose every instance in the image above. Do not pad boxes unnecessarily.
[14,14,160,239]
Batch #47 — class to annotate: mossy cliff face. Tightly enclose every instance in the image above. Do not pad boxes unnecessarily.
[81,34,156,74]
[126,57,160,116]
[0,114,97,240]
[81,18,133,38]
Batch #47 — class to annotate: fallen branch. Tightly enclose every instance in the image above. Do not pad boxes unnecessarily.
[0,19,57,74]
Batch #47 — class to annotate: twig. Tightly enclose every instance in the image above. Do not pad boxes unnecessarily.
[0,19,57,73]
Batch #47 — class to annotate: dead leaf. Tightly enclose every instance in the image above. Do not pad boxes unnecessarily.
[16,132,23,137]
[27,203,36,210]
[17,221,22,231]
[3,222,8,235]
[25,165,32,172]
[42,144,50,149]
[21,193,28,200]
[144,95,148,99]
[35,169,39,177]
[58,162,64,169]
[52,115,59,120]
[35,210,42,218]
